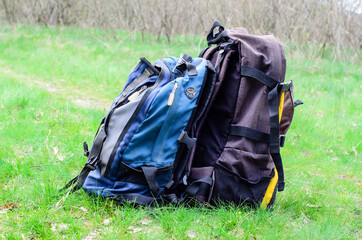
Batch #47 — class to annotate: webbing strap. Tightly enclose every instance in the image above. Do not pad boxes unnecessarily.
[241,65,279,89]
[182,177,213,201]
[62,125,107,193]
[268,85,285,191]
[141,166,160,197]
[229,126,270,143]
[206,21,229,46]
[271,153,284,191]
[140,57,160,75]
[268,86,280,154]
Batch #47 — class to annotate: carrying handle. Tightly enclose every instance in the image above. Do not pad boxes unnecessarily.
[173,53,198,77]
[207,21,229,46]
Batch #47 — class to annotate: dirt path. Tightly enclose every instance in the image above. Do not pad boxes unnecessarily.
[0,66,111,110]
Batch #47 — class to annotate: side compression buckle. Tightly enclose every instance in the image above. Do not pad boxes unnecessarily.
[178,131,197,149]
[83,142,89,157]
[85,156,98,171]
[278,81,292,93]
[279,135,286,147]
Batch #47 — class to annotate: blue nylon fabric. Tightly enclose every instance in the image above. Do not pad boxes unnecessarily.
[121,58,207,168]
[84,166,173,197]
[108,58,177,180]
[83,167,151,197]
[83,57,209,198]
[124,61,148,89]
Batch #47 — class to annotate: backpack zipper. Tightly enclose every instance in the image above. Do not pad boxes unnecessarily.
[104,84,150,133]
[167,82,178,106]
[127,85,148,102]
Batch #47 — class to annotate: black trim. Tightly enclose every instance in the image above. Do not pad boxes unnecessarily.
[241,65,279,89]
[161,60,174,81]
[268,84,285,191]
[140,57,160,75]
[141,166,160,197]
[229,126,270,143]
[120,161,173,173]
[271,153,284,191]
[207,21,230,46]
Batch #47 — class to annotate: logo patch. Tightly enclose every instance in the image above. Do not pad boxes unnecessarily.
[185,87,197,99]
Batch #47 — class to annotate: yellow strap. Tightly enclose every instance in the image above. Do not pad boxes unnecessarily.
[260,168,278,210]
[279,92,285,123]
[260,86,284,209]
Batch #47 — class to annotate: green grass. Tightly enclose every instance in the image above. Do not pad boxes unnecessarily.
[0,24,361,239]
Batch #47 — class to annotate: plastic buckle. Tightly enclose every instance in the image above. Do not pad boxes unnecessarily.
[182,175,188,185]
[219,42,230,54]
[278,81,292,93]
[177,131,197,149]
[85,156,98,171]
[177,131,186,142]
[83,142,89,157]
[279,135,286,147]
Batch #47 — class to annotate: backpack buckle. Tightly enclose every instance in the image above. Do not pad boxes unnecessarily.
[178,131,197,149]
[278,81,292,93]
[279,135,286,147]
[85,156,98,171]
[83,142,89,157]
[219,42,229,54]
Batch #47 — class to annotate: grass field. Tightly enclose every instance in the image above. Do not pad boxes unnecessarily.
[0,25,361,239]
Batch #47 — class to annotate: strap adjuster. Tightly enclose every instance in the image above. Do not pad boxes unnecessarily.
[85,156,98,171]
[278,81,292,93]
[178,131,197,149]
[83,142,89,157]
[219,41,233,54]
[279,135,286,147]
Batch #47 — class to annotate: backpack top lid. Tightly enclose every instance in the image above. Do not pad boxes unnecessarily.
[226,27,286,84]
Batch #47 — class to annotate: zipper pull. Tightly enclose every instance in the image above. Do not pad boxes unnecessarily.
[128,85,147,102]
[167,82,178,106]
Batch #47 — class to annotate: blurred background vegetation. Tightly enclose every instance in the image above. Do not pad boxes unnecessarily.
[1,0,361,61]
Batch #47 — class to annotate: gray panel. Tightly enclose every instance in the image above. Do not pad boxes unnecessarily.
[99,90,148,175]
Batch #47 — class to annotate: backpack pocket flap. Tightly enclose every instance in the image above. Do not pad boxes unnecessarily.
[212,165,276,206]
[280,81,295,135]
[216,147,273,182]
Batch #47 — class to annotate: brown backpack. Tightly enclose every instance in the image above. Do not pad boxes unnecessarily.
[170,22,301,208]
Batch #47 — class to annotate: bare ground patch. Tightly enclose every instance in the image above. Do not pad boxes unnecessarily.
[0,66,111,110]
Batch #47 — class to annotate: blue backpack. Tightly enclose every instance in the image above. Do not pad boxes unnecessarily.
[64,54,216,205]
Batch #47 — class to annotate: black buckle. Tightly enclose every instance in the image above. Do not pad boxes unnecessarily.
[85,156,98,171]
[83,142,89,157]
[278,81,292,93]
[279,135,286,147]
[178,131,197,149]
[219,42,232,54]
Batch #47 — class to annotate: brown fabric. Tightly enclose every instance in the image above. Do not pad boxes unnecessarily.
[280,82,294,135]
[221,30,287,180]
[188,25,295,205]
[197,29,292,177]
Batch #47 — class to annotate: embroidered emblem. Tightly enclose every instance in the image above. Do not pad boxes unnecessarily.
[185,87,197,99]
